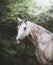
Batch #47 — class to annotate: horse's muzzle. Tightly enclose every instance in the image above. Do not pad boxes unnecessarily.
[16,38,21,44]
[16,40,20,44]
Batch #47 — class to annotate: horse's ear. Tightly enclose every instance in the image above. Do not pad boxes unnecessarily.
[18,18,22,22]
[17,18,22,25]
[23,16,28,23]
[24,18,28,23]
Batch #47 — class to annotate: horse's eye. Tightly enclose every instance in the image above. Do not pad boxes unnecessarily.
[24,27,27,30]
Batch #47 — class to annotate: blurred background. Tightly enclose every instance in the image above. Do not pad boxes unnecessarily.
[0,0,53,65]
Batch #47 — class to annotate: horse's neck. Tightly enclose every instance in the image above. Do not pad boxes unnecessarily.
[28,22,41,45]
[28,22,51,46]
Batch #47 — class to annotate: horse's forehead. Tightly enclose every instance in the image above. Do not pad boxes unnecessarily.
[19,22,26,29]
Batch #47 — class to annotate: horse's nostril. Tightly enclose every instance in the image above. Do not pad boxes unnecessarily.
[18,38,20,41]
[16,37,21,41]
[16,38,20,41]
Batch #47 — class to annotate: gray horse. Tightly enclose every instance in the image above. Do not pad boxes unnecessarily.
[16,18,53,65]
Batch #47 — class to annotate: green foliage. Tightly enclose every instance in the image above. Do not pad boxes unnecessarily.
[0,0,53,65]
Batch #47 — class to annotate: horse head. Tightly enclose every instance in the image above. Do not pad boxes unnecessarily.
[16,18,31,44]
[16,18,38,44]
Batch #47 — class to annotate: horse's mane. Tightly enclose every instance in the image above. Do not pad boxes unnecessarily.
[27,21,51,34]
[34,24,52,34]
